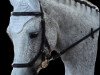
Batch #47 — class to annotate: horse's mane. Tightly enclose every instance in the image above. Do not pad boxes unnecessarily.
[54,0,99,13]
[74,0,99,12]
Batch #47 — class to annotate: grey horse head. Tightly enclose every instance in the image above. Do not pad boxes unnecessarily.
[7,0,99,75]
[7,0,50,75]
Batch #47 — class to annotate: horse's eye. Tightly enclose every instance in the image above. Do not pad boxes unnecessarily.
[29,32,38,39]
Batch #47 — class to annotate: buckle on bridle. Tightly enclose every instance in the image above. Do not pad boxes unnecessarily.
[37,57,49,73]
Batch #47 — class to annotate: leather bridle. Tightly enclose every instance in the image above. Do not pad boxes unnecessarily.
[12,2,51,68]
[11,1,100,69]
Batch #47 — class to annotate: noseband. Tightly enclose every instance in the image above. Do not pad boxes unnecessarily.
[11,1,100,69]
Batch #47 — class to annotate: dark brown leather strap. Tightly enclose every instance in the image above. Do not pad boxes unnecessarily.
[12,12,42,16]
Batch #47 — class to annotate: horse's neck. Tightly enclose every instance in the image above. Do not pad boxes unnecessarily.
[42,0,99,39]
[42,0,99,50]
[52,0,71,4]
[45,0,99,15]
[42,0,99,75]
[10,0,41,12]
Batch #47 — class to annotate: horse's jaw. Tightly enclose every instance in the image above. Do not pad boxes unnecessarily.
[11,68,37,75]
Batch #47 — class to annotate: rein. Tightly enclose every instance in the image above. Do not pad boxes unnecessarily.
[54,27,100,60]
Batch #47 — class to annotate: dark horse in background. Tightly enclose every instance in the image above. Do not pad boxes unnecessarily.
[0,0,99,75]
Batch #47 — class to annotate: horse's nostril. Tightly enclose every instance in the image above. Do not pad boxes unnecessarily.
[29,32,38,39]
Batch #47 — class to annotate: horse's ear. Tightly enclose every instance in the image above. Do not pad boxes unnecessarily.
[45,16,59,49]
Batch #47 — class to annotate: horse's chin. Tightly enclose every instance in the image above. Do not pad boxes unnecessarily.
[11,68,38,75]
